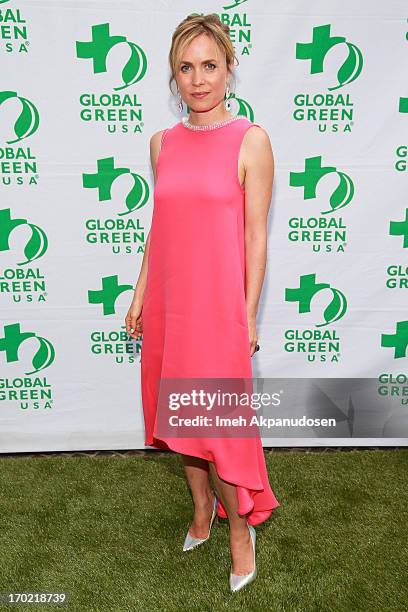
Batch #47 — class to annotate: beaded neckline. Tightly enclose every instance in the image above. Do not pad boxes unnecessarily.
[181,115,242,131]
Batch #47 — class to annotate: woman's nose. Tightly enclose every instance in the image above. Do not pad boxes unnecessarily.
[191,71,205,86]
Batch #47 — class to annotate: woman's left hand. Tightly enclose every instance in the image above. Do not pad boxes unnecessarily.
[248,314,258,357]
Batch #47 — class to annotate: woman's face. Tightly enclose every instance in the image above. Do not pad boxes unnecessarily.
[176,33,231,113]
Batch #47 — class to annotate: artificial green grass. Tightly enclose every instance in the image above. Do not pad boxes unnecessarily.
[0,449,407,611]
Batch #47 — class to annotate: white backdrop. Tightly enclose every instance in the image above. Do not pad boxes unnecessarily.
[1,0,407,452]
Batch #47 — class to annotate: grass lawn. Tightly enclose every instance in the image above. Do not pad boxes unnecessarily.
[0,449,407,611]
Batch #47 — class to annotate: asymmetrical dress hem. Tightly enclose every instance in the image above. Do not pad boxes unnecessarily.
[144,432,280,526]
[140,116,281,527]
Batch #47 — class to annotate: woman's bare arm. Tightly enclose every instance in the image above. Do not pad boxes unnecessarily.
[132,129,165,306]
[242,126,274,355]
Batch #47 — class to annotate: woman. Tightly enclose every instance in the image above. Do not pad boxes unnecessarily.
[125,13,280,593]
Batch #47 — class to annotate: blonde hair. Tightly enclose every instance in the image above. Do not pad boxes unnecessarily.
[168,13,238,94]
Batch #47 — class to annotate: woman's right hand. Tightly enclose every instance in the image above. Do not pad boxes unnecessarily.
[125,298,143,340]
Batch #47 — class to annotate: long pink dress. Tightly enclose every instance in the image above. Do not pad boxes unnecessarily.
[140,116,280,526]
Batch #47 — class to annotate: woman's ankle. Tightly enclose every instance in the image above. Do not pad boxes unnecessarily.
[229,522,250,537]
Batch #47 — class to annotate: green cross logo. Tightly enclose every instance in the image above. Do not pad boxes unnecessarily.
[88,275,133,315]
[0,91,40,144]
[389,209,408,248]
[296,24,363,90]
[83,157,149,215]
[76,23,147,91]
[381,321,408,359]
[289,156,354,214]
[0,209,48,265]
[0,323,55,375]
[285,273,347,326]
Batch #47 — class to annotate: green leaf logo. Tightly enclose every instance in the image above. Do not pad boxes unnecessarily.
[326,171,354,214]
[320,288,347,327]
[29,336,55,374]
[333,42,363,91]
[22,223,48,265]
[0,209,48,265]
[0,91,40,144]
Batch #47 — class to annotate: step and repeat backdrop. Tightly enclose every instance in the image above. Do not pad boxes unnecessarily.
[1,0,407,452]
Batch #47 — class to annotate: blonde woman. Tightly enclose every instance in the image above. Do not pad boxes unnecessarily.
[126,13,280,593]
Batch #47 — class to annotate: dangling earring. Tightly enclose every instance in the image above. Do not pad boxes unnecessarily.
[224,82,231,111]
[176,88,183,113]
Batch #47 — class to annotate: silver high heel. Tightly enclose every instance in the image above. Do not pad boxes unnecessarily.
[182,492,218,552]
[229,523,257,592]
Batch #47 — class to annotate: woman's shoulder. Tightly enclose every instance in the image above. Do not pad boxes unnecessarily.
[149,121,180,149]
[242,119,271,146]
[149,128,166,147]
[243,117,267,133]
[240,120,273,168]
[149,122,180,174]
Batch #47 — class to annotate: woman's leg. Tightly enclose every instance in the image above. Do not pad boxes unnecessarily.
[209,463,254,575]
[181,454,216,538]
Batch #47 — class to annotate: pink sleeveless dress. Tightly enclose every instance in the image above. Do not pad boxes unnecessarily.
[140,116,280,525]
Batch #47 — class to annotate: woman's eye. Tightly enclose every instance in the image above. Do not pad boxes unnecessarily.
[180,64,216,72]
